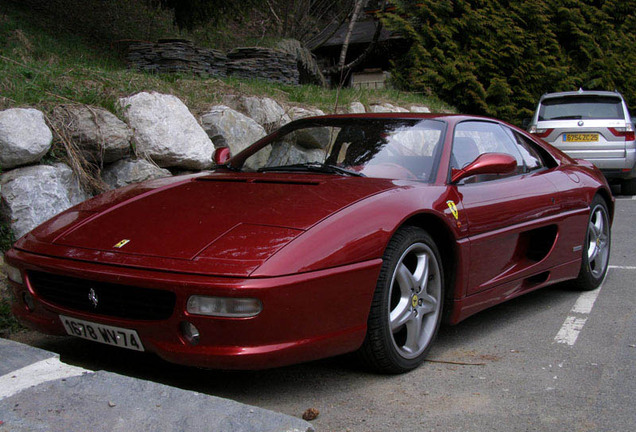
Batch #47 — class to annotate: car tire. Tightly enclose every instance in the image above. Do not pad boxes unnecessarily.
[570,196,611,291]
[621,178,636,195]
[358,226,444,373]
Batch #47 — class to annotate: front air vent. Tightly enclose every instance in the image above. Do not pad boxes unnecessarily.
[28,271,176,321]
[196,177,250,183]
[195,177,320,186]
[523,225,558,262]
[252,179,320,186]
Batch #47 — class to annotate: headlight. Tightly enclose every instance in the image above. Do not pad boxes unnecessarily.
[4,263,23,284]
[186,295,262,318]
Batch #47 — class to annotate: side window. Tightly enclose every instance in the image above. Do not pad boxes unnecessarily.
[501,126,546,172]
[452,121,524,182]
[512,131,545,171]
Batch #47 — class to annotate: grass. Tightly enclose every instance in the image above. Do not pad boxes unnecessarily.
[0,1,451,117]
[0,293,22,336]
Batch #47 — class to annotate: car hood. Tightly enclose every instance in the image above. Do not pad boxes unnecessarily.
[16,172,398,276]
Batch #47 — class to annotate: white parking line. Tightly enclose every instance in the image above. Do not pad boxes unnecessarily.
[555,316,589,345]
[609,265,636,270]
[0,357,92,400]
[554,265,636,346]
[554,285,603,346]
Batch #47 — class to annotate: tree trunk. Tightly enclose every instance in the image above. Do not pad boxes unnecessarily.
[337,0,368,72]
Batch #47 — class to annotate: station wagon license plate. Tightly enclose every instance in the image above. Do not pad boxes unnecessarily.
[60,315,144,351]
[563,133,599,142]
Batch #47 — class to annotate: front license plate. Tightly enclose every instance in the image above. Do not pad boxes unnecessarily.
[59,315,144,352]
[563,133,599,142]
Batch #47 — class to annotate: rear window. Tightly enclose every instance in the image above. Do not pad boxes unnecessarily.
[538,96,624,121]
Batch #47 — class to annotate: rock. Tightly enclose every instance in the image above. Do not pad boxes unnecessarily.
[348,102,366,114]
[288,127,332,150]
[410,105,431,113]
[302,408,320,421]
[127,39,227,77]
[266,141,325,167]
[223,95,291,131]
[102,159,171,190]
[0,108,52,170]
[119,92,214,170]
[0,163,89,238]
[52,105,131,164]
[226,47,299,85]
[287,107,325,120]
[369,103,409,113]
[276,39,326,86]
[200,105,267,156]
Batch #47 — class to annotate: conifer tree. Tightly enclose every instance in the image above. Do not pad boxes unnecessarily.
[383,0,635,124]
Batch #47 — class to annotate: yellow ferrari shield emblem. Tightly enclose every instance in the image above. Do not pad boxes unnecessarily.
[446,200,459,220]
[113,239,131,249]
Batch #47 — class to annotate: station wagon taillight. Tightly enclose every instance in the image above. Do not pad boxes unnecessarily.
[608,126,635,141]
[529,127,553,138]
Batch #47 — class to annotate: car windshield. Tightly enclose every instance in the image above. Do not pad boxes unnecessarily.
[232,118,446,182]
[538,95,624,120]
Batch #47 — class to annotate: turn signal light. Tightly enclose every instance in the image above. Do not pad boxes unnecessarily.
[4,263,23,284]
[187,295,262,318]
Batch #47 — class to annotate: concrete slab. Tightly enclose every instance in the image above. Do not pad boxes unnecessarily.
[0,338,56,376]
[0,339,314,432]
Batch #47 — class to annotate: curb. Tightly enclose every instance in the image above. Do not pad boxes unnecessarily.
[0,338,314,432]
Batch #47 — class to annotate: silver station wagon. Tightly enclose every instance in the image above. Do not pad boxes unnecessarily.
[527,89,636,194]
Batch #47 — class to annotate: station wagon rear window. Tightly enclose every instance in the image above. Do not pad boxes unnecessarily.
[538,96,624,121]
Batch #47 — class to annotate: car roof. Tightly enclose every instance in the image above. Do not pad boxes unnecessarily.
[539,89,625,101]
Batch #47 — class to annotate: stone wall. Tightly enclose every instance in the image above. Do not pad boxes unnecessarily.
[127,40,299,85]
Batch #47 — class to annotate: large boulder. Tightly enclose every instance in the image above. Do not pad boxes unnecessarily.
[0,163,89,239]
[0,108,52,170]
[119,92,214,170]
[200,105,266,155]
[266,141,325,167]
[287,106,325,120]
[102,158,171,190]
[348,102,366,114]
[409,105,431,113]
[52,105,132,164]
[369,103,409,113]
[223,95,291,131]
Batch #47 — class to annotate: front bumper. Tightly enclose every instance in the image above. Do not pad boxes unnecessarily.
[6,248,382,369]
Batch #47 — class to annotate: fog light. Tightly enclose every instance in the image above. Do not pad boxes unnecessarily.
[4,263,23,284]
[180,321,200,346]
[187,295,262,318]
[22,292,35,311]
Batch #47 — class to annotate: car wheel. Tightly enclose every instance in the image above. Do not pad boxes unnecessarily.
[358,226,444,373]
[621,178,636,195]
[571,196,611,290]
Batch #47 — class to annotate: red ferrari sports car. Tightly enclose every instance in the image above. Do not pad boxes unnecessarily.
[5,114,613,373]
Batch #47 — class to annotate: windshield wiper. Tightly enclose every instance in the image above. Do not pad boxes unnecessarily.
[258,162,365,177]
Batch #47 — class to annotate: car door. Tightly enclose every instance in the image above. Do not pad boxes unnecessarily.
[450,121,562,296]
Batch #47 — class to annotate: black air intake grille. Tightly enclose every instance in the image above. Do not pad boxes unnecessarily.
[28,271,176,320]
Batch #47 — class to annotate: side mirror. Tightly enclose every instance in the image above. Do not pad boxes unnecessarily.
[451,153,517,184]
[213,147,231,165]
